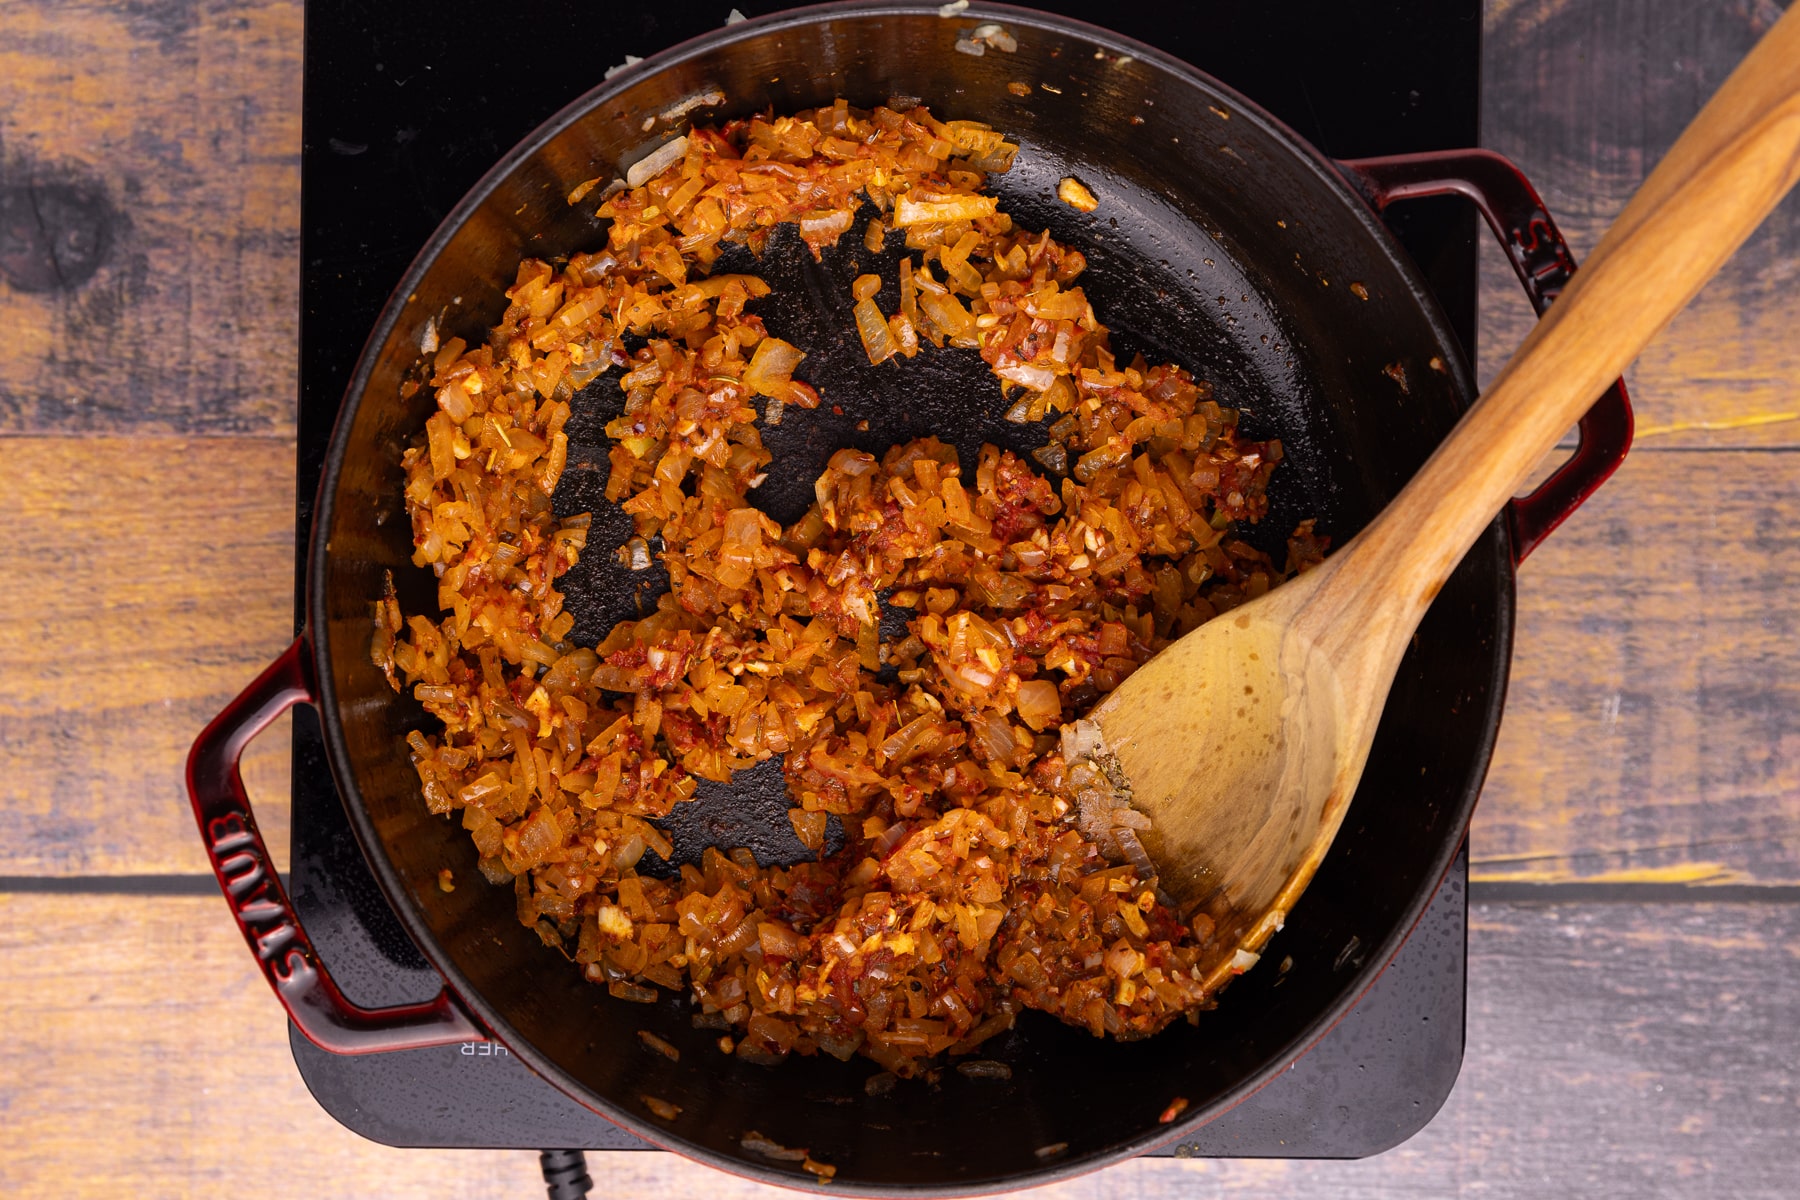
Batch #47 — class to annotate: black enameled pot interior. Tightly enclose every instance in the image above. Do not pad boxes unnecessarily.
[308,4,1509,1191]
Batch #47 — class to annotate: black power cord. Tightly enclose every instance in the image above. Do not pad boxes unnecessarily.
[539,1149,593,1200]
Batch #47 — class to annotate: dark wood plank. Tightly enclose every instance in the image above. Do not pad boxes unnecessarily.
[1203,898,1799,1198]
[0,0,299,435]
[0,897,542,1197]
[0,436,295,874]
[1,894,1790,1197]
[1481,0,1800,448]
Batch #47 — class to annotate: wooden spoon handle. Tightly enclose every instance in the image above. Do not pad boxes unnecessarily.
[1327,5,1800,629]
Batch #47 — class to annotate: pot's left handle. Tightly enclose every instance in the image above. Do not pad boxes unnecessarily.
[186,636,484,1054]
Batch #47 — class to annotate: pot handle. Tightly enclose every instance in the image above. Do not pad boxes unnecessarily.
[186,635,484,1054]
[1337,149,1634,563]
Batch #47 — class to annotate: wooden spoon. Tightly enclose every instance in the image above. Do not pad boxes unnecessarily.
[1086,5,1800,994]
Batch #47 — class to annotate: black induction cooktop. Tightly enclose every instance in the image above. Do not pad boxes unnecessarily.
[289,0,1478,1161]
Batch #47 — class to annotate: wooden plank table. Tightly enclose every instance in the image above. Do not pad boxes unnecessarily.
[1,1,1794,1195]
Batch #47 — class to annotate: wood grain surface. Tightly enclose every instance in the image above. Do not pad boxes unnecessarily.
[1479,448,1800,884]
[0,0,300,436]
[3,894,1792,1198]
[0,437,295,875]
[1482,0,1800,449]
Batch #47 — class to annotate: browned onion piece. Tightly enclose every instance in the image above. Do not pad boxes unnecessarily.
[741,1131,808,1162]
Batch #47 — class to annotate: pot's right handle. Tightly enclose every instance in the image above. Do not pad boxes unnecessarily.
[1337,149,1635,563]
[186,635,484,1054]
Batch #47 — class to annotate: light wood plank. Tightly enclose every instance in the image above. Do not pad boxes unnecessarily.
[0,436,295,874]
[0,900,539,1198]
[0,0,299,435]
[2,894,1792,1198]
[1481,0,1800,449]
[1473,447,1800,884]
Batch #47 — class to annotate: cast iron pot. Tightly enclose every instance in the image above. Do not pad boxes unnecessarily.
[188,3,1631,1192]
